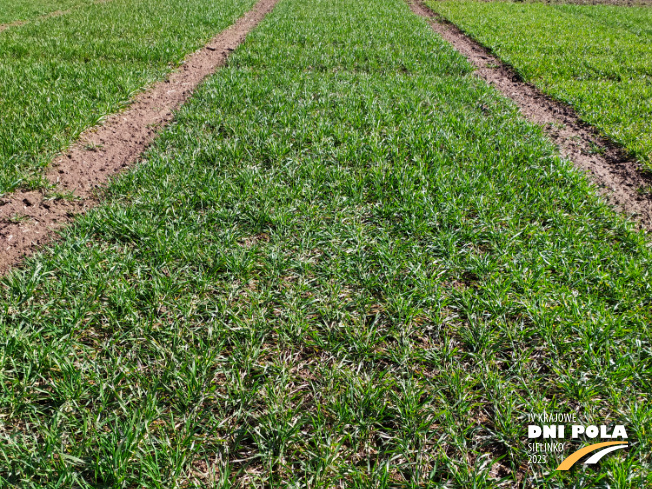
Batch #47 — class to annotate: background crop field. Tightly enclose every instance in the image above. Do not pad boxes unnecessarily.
[428,1,652,168]
[0,0,256,196]
[1,0,651,486]
[554,3,652,38]
[0,0,91,25]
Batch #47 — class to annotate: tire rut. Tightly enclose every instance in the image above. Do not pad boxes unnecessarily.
[0,0,280,275]
[409,0,652,232]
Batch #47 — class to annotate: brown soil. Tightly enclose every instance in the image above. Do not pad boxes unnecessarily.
[0,0,279,275]
[409,0,652,231]
[0,20,25,33]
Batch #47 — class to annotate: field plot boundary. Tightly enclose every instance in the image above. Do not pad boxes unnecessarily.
[0,0,279,275]
[409,0,652,231]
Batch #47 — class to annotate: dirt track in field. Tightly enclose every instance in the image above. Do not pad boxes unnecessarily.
[0,0,279,275]
[410,0,652,231]
[0,21,22,33]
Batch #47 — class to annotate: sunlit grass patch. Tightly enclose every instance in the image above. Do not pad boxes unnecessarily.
[0,0,91,25]
[0,0,651,487]
[428,0,652,168]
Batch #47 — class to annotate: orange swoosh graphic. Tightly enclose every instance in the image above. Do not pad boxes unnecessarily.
[556,442,628,470]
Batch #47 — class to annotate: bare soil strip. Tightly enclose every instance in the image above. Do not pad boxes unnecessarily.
[409,0,652,231]
[0,21,23,33]
[0,0,279,275]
